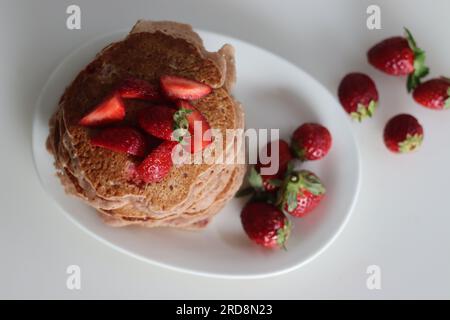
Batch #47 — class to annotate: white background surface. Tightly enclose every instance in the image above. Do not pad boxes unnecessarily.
[1,0,449,299]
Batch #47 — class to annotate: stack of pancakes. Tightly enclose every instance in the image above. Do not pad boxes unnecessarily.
[47,20,245,230]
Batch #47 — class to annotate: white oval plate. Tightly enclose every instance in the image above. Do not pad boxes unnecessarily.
[32,30,360,279]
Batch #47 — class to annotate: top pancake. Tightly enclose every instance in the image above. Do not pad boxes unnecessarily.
[55,21,241,213]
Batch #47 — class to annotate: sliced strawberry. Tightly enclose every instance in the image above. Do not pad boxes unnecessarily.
[138,105,176,141]
[90,127,147,157]
[160,75,212,100]
[79,93,125,127]
[176,100,213,153]
[116,77,161,101]
[136,141,178,183]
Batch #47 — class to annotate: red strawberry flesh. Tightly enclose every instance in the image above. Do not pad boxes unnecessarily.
[90,127,147,157]
[79,93,125,127]
[160,75,212,100]
[136,141,178,183]
[138,105,176,141]
[117,77,161,101]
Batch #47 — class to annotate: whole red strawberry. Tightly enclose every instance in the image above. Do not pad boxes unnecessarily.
[90,127,147,157]
[338,73,379,121]
[367,28,429,92]
[138,105,176,141]
[241,202,291,249]
[413,77,450,110]
[291,123,332,161]
[384,114,424,153]
[253,139,293,191]
[135,140,178,183]
[279,170,326,218]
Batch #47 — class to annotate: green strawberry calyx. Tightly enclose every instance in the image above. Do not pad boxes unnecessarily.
[445,87,450,110]
[350,100,377,122]
[235,166,282,202]
[173,108,193,143]
[276,218,292,250]
[291,141,306,161]
[249,167,283,191]
[235,187,254,198]
[405,27,429,92]
[279,170,326,213]
[248,166,264,191]
[284,160,295,178]
[398,133,423,153]
[267,178,283,188]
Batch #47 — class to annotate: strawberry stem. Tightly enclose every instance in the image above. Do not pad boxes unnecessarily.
[235,187,254,198]
[398,133,423,153]
[444,89,450,109]
[405,27,429,92]
[351,101,377,122]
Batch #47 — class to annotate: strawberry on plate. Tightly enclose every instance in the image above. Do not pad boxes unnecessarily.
[90,127,147,157]
[338,72,379,121]
[135,140,179,183]
[413,77,450,110]
[138,105,176,141]
[278,170,326,218]
[176,100,212,153]
[79,93,125,126]
[160,75,212,100]
[244,166,283,195]
[384,114,424,153]
[253,139,293,192]
[237,140,294,198]
[116,77,161,101]
[367,28,429,92]
[291,123,332,161]
[241,202,291,249]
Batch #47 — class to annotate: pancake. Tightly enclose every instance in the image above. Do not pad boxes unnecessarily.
[47,20,245,230]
